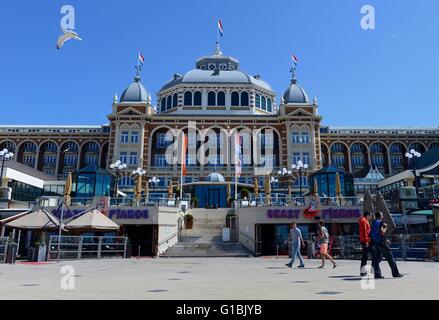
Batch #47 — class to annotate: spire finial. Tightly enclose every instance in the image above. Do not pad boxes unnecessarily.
[215,41,222,56]
[113,92,118,104]
[134,65,142,82]
[290,66,297,83]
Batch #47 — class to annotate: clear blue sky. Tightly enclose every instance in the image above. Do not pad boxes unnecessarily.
[1,0,438,127]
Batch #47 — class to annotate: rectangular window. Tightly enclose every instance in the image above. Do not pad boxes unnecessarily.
[121,131,129,144]
[129,152,138,165]
[154,154,168,167]
[292,152,301,164]
[131,131,139,143]
[291,132,300,144]
[157,133,172,148]
[119,152,128,164]
[352,156,364,166]
[85,155,98,166]
[372,155,384,166]
[64,155,77,165]
[302,152,311,166]
[43,155,57,164]
[300,132,310,144]
[118,176,134,187]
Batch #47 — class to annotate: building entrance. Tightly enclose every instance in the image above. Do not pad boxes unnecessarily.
[124,225,156,257]
[207,188,220,208]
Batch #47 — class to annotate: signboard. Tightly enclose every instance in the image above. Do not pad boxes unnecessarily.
[49,206,156,225]
[266,207,362,222]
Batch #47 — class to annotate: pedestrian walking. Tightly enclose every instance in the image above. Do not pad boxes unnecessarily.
[370,212,404,279]
[359,211,372,276]
[285,222,305,268]
[317,220,336,269]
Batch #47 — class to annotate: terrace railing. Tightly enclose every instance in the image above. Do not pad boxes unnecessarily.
[47,236,128,261]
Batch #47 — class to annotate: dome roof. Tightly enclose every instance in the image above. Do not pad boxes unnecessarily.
[120,75,149,103]
[160,51,273,92]
[205,172,226,183]
[282,79,309,104]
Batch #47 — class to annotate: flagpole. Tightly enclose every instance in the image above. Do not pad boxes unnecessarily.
[180,133,184,201]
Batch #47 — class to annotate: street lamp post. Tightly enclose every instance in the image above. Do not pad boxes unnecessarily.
[405,149,422,198]
[110,160,127,204]
[291,160,309,197]
[0,149,14,187]
[277,167,292,204]
[148,176,160,204]
[132,167,146,205]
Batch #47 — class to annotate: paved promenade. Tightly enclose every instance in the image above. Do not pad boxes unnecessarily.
[0,257,437,299]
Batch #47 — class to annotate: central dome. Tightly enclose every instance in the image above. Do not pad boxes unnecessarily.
[160,51,272,92]
[205,172,226,183]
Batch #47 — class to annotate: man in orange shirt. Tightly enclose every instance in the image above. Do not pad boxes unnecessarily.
[359,211,372,276]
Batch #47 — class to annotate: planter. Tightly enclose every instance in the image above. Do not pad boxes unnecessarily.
[185,220,193,229]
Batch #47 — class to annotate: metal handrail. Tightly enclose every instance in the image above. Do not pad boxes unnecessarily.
[157,232,179,246]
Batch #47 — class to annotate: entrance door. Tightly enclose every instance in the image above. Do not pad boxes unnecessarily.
[124,225,154,257]
[260,225,276,255]
[208,188,220,208]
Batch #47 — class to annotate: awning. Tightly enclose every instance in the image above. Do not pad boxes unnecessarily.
[65,209,119,231]
[0,211,31,225]
[5,208,61,230]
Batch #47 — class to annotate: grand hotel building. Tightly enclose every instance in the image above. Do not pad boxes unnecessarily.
[1,47,438,200]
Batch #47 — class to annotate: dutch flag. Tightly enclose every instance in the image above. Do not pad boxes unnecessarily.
[138,51,145,65]
[218,19,224,37]
[292,54,299,65]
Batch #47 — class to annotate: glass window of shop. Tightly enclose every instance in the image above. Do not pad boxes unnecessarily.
[9,180,43,202]
[72,167,114,198]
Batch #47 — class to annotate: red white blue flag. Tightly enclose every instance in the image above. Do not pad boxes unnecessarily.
[218,19,224,37]
[235,133,242,177]
[138,51,145,65]
[292,54,299,65]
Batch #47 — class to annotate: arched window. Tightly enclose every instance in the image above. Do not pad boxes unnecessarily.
[184,91,192,106]
[161,98,166,112]
[208,91,216,106]
[267,98,272,112]
[261,96,266,110]
[255,94,261,108]
[241,92,249,106]
[231,91,240,106]
[172,93,178,108]
[194,91,202,105]
[166,96,172,110]
[217,91,225,106]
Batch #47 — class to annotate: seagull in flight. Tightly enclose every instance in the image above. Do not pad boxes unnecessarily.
[57,29,82,50]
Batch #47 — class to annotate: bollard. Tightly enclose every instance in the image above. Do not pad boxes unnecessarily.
[138,245,141,259]
[400,234,407,261]
[276,244,279,259]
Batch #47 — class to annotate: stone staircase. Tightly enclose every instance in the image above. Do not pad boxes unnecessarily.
[160,208,252,258]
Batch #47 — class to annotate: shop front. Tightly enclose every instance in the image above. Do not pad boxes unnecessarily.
[48,204,178,257]
[239,206,362,256]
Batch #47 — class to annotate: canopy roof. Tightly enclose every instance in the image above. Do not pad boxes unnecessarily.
[65,209,119,231]
[4,208,61,230]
